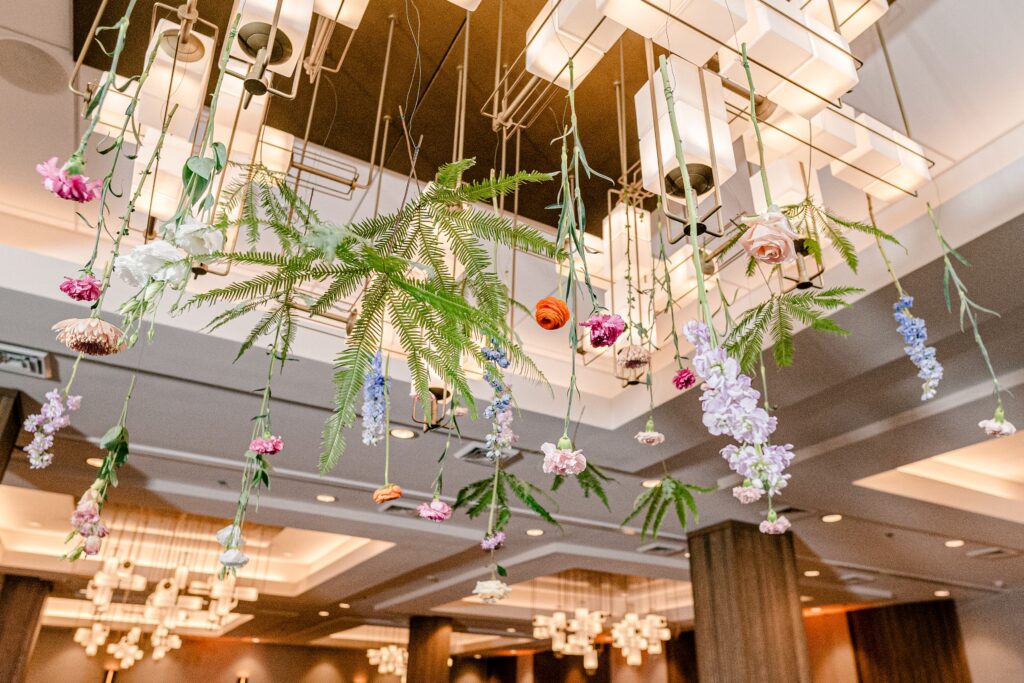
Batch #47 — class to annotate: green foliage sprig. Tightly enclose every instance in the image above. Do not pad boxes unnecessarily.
[454,469,560,532]
[725,287,862,371]
[187,159,556,473]
[552,461,613,510]
[621,476,714,540]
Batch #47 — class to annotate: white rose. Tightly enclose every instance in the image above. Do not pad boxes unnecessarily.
[174,216,225,256]
[473,579,510,604]
[219,548,249,570]
[740,209,799,265]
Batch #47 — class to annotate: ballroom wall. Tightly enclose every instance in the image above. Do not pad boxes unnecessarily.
[958,591,1024,683]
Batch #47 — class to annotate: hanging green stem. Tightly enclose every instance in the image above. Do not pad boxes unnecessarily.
[657,229,685,370]
[383,353,392,485]
[740,43,773,208]
[658,55,717,346]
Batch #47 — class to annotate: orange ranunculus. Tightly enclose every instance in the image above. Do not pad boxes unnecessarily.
[372,483,403,504]
[535,296,570,330]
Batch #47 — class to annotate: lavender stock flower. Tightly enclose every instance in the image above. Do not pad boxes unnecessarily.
[361,351,388,446]
[893,295,943,401]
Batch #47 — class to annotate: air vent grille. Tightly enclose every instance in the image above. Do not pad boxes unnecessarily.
[636,541,686,556]
[0,343,54,379]
[376,499,419,516]
[965,546,1020,560]
[453,441,522,467]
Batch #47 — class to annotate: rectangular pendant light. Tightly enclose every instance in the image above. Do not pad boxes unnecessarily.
[766,16,858,119]
[635,54,735,196]
[313,0,371,29]
[255,126,295,174]
[446,0,483,10]
[719,0,813,96]
[802,0,888,41]
[525,2,616,89]
[862,131,931,201]
[137,18,216,139]
[652,0,749,66]
[596,0,675,39]
[556,0,627,53]
[809,102,857,158]
[212,58,270,163]
[830,111,901,189]
[602,203,656,347]
[131,130,193,221]
[749,157,821,213]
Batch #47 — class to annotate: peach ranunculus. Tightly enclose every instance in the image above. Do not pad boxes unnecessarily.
[373,483,403,504]
[535,296,570,330]
[740,210,799,265]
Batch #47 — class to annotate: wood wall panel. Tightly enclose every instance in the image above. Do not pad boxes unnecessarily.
[687,520,812,683]
[532,649,611,683]
[805,612,858,683]
[666,630,699,683]
[407,615,453,683]
[847,600,972,683]
[0,575,52,683]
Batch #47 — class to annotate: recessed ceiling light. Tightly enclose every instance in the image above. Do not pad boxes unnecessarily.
[506,627,516,633]
[282,552,293,558]
[252,638,260,643]
[86,457,104,468]
[315,494,336,503]
[621,527,636,536]
[526,529,544,537]
[390,428,417,440]
[934,590,950,598]
[944,539,965,548]
[809,607,823,614]
[27,521,42,528]
[318,611,329,617]
[683,552,691,559]
[800,595,813,603]
[641,479,660,489]
[821,514,843,523]
[338,603,351,609]
[804,570,820,578]
[473,654,482,660]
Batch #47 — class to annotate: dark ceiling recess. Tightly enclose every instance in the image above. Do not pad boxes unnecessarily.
[72,0,665,231]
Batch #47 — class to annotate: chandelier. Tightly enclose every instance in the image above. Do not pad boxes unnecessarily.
[367,644,409,682]
[107,626,145,670]
[610,612,673,666]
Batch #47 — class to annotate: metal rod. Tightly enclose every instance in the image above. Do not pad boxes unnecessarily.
[68,0,112,97]
[291,160,357,189]
[644,38,670,232]
[875,22,912,137]
[353,15,397,189]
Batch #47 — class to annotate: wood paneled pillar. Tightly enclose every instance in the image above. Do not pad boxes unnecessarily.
[0,388,21,481]
[408,615,452,683]
[0,574,53,683]
[687,519,811,683]
[847,599,971,683]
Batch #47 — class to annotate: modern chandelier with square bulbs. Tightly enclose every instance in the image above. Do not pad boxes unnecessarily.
[26,0,1014,671]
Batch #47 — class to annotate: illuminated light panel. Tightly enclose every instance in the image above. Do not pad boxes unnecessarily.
[944,539,965,548]
[315,494,337,503]
[524,7,608,89]
[820,513,843,524]
[314,0,371,29]
[803,570,820,577]
[803,0,889,41]
[136,19,216,139]
[720,0,814,96]
[767,16,858,119]
[390,428,417,440]
[750,156,821,214]
[596,0,674,39]
[652,0,749,66]
[642,479,661,489]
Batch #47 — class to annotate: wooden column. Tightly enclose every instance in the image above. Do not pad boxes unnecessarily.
[847,599,971,683]
[666,630,699,683]
[0,388,20,482]
[687,519,811,683]
[0,574,53,683]
[407,615,452,683]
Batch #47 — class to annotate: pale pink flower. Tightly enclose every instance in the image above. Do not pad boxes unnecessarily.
[732,485,764,504]
[635,430,665,446]
[59,275,102,302]
[83,535,103,556]
[759,516,791,535]
[249,435,283,455]
[979,418,1016,438]
[417,499,453,522]
[740,211,799,265]
[36,157,102,203]
[53,318,126,356]
[580,313,626,348]
[541,441,587,476]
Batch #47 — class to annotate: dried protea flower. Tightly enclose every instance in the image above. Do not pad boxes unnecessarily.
[617,344,650,371]
[52,318,126,356]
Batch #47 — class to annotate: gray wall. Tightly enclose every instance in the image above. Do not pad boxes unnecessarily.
[959,592,1024,683]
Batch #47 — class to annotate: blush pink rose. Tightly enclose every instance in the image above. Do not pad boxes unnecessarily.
[740,211,799,265]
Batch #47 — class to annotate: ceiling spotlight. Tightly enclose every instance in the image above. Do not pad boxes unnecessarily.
[641,479,660,489]
[944,539,965,548]
[473,655,482,660]
[821,514,843,523]
[315,494,336,503]
[390,428,417,440]
[683,552,691,559]
[809,607,823,614]
[526,529,545,537]
[318,611,329,617]
[338,603,351,609]
[251,638,260,643]
[800,595,813,603]
[86,457,104,468]
[934,590,950,598]
[803,570,821,578]
[506,627,516,633]
[621,527,637,536]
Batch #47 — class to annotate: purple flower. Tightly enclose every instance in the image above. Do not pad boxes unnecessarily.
[481,531,506,551]
[417,499,453,522]
[893,296,942,400]
[23,389,79,469]
[361,351,388,446]
[580,314,626,348]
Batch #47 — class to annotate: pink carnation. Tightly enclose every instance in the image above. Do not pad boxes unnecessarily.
[541,441,587,476]
[249,435,283,455]
[759,516,791,535]
[417,499,453,522]
[580,313,626,348]
[83,535,103,556]
[673,368,696,391]
[732,485,764,504]
[59,275,102,302]
[36,157,102,203]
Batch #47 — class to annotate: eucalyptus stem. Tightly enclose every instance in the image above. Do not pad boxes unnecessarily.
[867,195,906,297]
[740,43,773,208]
[63,353,85,395]
[658,56,717,346]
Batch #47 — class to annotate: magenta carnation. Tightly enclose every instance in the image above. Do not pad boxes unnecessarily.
[249,435,283,455]
[36,157,101,203]
[673,368,696,391]
[59,275,102,302]
[417,499,453,522]
[580,313,626,348]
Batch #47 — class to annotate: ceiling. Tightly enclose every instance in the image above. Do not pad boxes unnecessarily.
[1,0,1024,661]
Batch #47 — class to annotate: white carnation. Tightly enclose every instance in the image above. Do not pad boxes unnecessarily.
[174,216,225,256]
[115,240,187,288]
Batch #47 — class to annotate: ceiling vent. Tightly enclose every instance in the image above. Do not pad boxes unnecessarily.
[636,540,686,556]
[453,441,522,468]
[965,546,1020,560]
[0,342,54,379]
[839,572,877,585]
[375,499,419,516]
